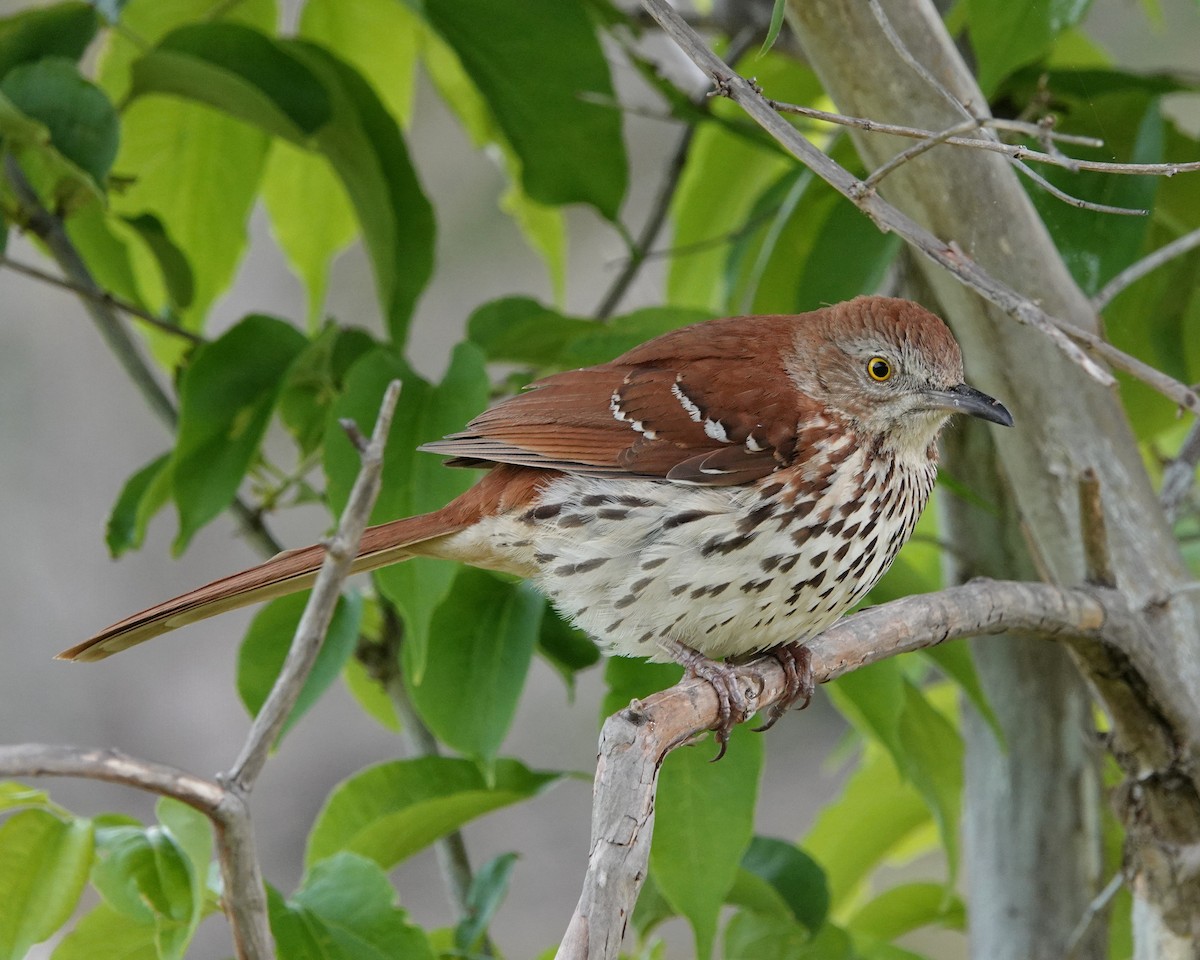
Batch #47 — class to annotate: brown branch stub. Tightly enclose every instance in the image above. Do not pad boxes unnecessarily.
[1079,468,1116,589]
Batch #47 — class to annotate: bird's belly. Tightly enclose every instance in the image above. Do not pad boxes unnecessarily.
[459,466,927,662]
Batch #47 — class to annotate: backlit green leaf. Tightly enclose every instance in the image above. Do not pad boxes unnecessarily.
[171,314,306,552]
[419,0,627,219]
[305,757,561,870]
[0,810,93,959]
[270,853,435,960]
[406,570,544,764]
[651,725,763,960]
[237,591,365,742]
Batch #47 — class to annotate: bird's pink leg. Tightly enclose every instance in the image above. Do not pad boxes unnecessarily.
[658,637,751,761]
[753,642,814,732]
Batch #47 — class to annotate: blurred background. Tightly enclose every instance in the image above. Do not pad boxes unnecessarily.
[1,0,1198,956]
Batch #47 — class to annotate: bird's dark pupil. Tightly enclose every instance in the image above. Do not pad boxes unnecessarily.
[871,359,889,379]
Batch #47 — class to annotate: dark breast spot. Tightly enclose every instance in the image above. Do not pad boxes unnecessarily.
[663,510,714,529]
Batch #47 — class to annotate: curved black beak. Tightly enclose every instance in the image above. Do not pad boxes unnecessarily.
[925,383,1014,427]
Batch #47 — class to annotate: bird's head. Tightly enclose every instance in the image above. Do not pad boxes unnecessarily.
[786,296,1013,453]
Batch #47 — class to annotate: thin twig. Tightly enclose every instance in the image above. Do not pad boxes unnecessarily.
[637,0,1200,415]
[867,0,974,120]
[1161,421,1200,523]
[227,380,402,791]
[0,254,205,344]
[864,117,985,188]
[1013,158,1147,216]
[768,100,1200,177]
[594,26,760,320]
[2,156,285,557]
[1065,872,1124,960]
[1093,227,1200,310]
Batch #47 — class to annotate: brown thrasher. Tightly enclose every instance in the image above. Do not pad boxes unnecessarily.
[61,296,1012,749]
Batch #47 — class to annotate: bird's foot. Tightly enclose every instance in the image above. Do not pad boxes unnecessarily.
[753,642,814,733]
[660,638,751,761]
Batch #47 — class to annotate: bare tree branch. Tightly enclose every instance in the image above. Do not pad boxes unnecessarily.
[1,383,403,960]
[556,579,1161,960]
[770,97,1200,177]
[1093,227,1200,311]
[0,254,205,344]
[636,0,1200,415]
[0,744,225,812]
[227,380,402,792]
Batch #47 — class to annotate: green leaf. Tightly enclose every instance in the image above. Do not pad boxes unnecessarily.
[0,2,99,80]
[651,725,763,960]
[277,325,375,456]
[418,24,567,295]
[537,606,600,693]
[894,681,964,884]
[98,0,275,344]
[601,656,682,720]
[171,314,306,551]
[343,655,403,732]
[1,57,118,187]
[261,141,357,329]
[0,810,93,959]
[791,196,901,310]
[270,853,435,960]
[305,757,561,871]
[467,296,597,367]
[758,0,788,56]
[967,0,1094,94]
[92,824,199,958]
[846,882,965,941]
[407,571,544,764]
[120,213,195,311]
[669,54,821,311]
[455,852,518,954]
[298,0,420,127]
[558,306,715,367]
[921,643,1004,746]
[106,451,172,558]
[419,0,627,219]
[740,837,829,933]
[1027,88,1162,296]
[154,799,212,912]
[0,782,64,816]
[325,345,489,678]
[237,591,365,741]
[828,658,906,762]
[724,912,854,960]
[130,22,330,140]
[804,745,935,909]
[283,41,434,345]
[51,903,157,960]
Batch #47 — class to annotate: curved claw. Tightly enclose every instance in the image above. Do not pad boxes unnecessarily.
[658,637,751,761]
[752,642,814,733]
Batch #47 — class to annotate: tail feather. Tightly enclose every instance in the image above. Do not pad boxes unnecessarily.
[59,513,454,663]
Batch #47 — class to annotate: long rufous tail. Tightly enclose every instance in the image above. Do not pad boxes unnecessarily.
[58,511,460,663]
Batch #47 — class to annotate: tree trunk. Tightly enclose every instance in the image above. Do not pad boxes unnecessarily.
[786,1,1200,955]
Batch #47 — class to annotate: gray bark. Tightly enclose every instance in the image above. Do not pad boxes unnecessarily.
[785,0,1200,955]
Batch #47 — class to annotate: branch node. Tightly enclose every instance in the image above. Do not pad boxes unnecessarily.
[339,417,370,454]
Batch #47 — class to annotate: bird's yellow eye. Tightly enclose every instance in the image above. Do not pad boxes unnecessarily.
[867,357,892,382]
